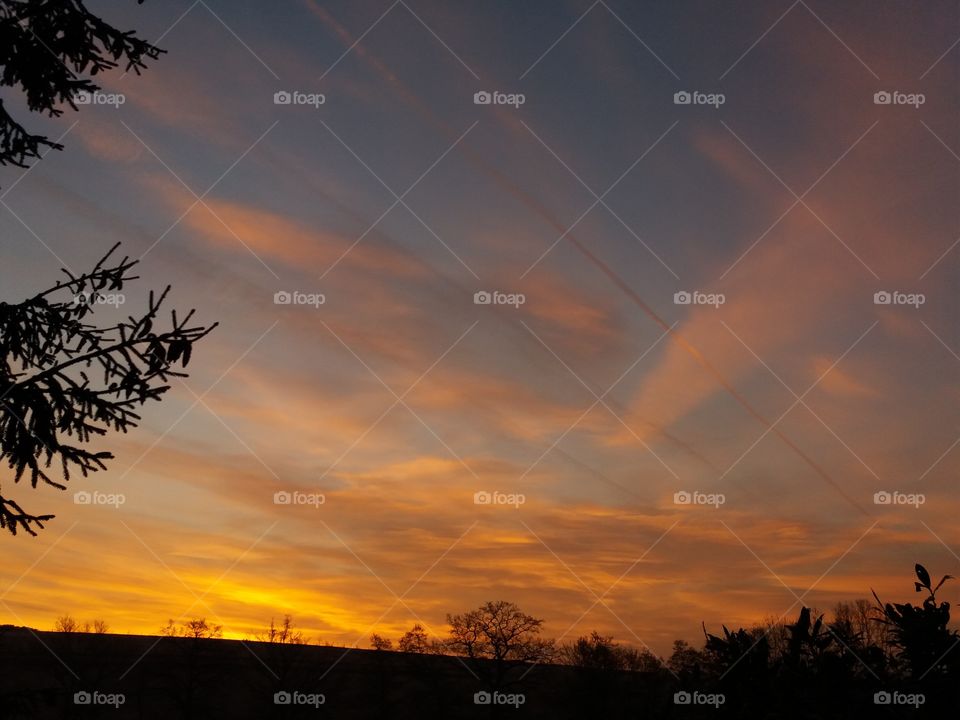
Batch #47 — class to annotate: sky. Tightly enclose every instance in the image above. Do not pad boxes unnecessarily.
[0,0,959,656]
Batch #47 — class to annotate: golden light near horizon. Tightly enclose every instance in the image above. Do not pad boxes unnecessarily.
[0,0,958,676]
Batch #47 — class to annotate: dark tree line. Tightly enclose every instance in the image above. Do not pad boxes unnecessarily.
[27,569,958,717]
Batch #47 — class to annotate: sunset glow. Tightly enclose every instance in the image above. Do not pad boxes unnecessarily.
[1,0,958,663]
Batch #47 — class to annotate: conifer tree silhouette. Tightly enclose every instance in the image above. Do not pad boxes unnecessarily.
[0,244,216,535]
[0,0,163,172]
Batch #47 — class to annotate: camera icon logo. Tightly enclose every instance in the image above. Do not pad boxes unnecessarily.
[873,291,891,305]
[474,691,491,705]
[673,91,691,105]
[674,691,692,704]
[673,491,692,505]
[474,491,492,505]
[474,91,492,105]
[74,91,93,105]
[274,291,292,305]
[674,291,692,305]
[74,491,92,505]
[274,91,292,105]
[274,691,292,705]
[874,691,891,705]
[873,91,892,105]
[74,691,92,705]
[873,491,892,505]
[474,290,492,305]
[274,491,292,505]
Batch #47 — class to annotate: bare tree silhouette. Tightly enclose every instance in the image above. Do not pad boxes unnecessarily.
[446,600,555,692]
[369,633,392,651]
[398,623,431,654]
[161,617,223,639]
[257,614,306,645]
[52,613,108,633]
[0,244,217,535]
[52,613,78,633]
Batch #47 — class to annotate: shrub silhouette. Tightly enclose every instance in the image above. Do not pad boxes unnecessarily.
[703,623,769,681]
[874,563,957,678]
[563,631,627,671]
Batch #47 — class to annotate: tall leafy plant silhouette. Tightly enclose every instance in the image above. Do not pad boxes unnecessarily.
[873,564,956,678]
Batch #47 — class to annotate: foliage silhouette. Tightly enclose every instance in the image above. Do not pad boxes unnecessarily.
[445,600,555,691]
[874,563,957,678]
[369,632,393,651]
[0,0,162,171]
[398,623,431,654]
[256,614,306,645]
[161,617,223,639]
[52,613,108,633]
[3,568,959,717]
[0,244,217,535]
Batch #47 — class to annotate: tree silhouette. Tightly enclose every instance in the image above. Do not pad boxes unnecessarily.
[446,600,555,691]
[2,566,959,715]
[561,632,641,718]
[563,631,626,671]
[0,0,163,170]
[369,633,393,651]
[398,623,430,653]
[161,617,223,639]
[666,638,704,678]
[0,244,216,535]
[256,614,306,645]
[52,613,78,632]
[52,613,108,633]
